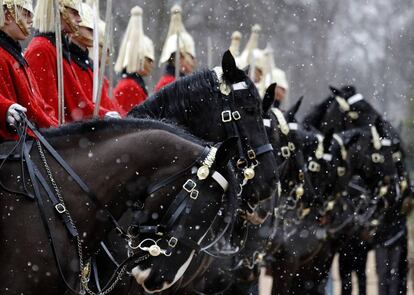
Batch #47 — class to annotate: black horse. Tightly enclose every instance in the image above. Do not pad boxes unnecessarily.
[0,118,238,295]
[179,92,309,295]
[87,52,279,295]
[129,51,279,212]
[304,85,412,295]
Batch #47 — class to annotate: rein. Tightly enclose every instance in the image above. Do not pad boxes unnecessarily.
[13,118,139,294]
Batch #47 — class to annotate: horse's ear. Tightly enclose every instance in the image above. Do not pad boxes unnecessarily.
[344,132,360,150]
[374,116,385,137]
[222,50,245,83]
[262,83,277,115]
[243,65,250,76]
[215,137,238,168]
[286,96,303,121]
[323,129,334,152]
[329,85,341,96]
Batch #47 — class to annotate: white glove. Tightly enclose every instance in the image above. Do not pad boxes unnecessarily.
[7,103,27,126]
[104,111,121,119]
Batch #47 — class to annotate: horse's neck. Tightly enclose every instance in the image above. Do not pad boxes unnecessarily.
[47,129,202,252]
[142,92,188,126]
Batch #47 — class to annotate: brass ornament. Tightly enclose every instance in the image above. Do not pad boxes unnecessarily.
[219,83,231,96]
[326,201,335,211]
[148,244,161,257]
[371,219,379,226]
[197,165,210,180]
[348,111,359,120]
[243,167,255,180]
[400,179,408,192]
[296,185,304,199]
[300,207,311,219]
[379,186,388,197]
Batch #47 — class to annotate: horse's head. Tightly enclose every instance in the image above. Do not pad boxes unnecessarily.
[130,139,239,293]
[304,85,379,133]
[325,85,379,131]
[129,51,279,216]
[214,51,279,212]
[346,120,398,184]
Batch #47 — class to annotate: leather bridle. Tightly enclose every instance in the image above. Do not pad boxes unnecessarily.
[213,68,274,198]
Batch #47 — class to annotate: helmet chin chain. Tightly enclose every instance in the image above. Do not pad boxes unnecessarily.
[5,4,30,37]
[60,7,80,37]
[16,20,30,37]
[74,34,93,48]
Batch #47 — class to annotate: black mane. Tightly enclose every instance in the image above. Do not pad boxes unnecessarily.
[128,69,219,123]
[40,118,206,145]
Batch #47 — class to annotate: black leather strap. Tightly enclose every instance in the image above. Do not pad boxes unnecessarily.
[24,118,127,237]
[23,141,80,294]
[33,163,78,237]
[92,257,102,293]
[146,146,210,195]
[255,143,274,156]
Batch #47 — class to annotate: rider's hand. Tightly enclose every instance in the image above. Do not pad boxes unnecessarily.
[6,103,27,126]
[104,111,121,119]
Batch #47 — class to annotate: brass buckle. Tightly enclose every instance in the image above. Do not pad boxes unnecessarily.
[190,189,199,200]
[221,110,232,123]
[237,159,247,169]
[55,203,66,214]
[168,237,178,248]
[308,161,321,172]
[183,179,197,192]
[298,170,305,181]
[392,152,401,162]
[247,149,256,160]
[232,111,241,121]
[371,153,384,163]
[337,166,346,177]
[281,146,290,158]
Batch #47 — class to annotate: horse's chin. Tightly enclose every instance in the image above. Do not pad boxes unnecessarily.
[131,251,195,293]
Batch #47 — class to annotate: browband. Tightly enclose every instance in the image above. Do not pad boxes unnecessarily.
[347,93,364,105]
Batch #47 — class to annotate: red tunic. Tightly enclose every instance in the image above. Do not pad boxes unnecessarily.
[69,43,125,117]
[25,33,107,122]
[113,73,148,113]
[153,64,185,93]
[154,73,175,93]
[0,31,58,140]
